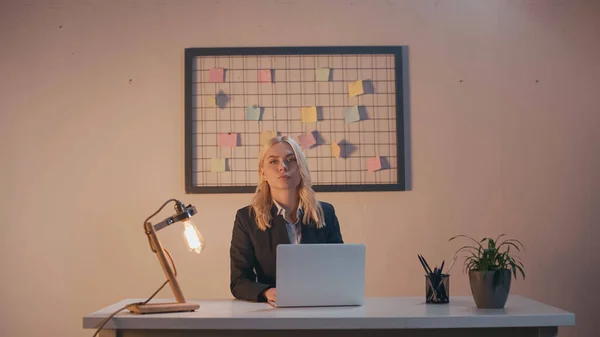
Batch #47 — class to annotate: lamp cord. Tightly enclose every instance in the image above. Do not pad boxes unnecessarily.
[92,248,178,337]
[143,198,179,230]
[91,279,168,337]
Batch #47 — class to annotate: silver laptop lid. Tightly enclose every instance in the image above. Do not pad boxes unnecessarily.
[276,243,366,307]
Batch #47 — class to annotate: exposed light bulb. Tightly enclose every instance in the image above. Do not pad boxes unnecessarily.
[182,219,205,254]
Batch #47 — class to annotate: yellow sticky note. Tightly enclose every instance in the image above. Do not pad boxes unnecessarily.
[331,142,341,158]
[301,106,318,123]
[260,131,278,146]
[348,80,364,97]
[209,96,216,107]
[211,158,226,172]
[315,68,331,81]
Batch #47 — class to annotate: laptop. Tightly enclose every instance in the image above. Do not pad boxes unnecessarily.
[273,243,366,307]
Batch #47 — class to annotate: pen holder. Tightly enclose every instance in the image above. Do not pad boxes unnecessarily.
[425,274,449,304]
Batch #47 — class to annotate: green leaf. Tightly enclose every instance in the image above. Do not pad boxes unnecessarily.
[504,239,525,251]
[495,234,506,244]
[499,241,522,252]
[454,245,482,256]
[488,238,496,250]
[450,235,483,248]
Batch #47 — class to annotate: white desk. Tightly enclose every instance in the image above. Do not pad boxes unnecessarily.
[83,296,574,337]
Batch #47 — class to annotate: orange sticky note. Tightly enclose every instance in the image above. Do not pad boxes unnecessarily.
[260,131,278,146]
[301,106,318,123]
[331,142,341,158]
[259,69,272,82]
[348,80,364,97]
[298,132,316,150]
[209,68,224,82]
[217,133,238,147]
[367,156,382,172]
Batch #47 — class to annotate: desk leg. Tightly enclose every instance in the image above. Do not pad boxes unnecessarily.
[99,329,117,337]
[538,327,558,337]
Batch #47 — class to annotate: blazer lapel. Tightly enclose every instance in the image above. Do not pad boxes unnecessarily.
[300,217,317,243]
[269,205,290,255]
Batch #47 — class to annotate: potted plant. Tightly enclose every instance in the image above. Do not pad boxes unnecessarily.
[449,234,525,309]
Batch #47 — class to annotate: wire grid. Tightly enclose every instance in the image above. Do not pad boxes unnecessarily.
[190,52,400,191]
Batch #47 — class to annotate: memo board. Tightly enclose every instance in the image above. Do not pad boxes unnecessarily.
[184,46,406,193]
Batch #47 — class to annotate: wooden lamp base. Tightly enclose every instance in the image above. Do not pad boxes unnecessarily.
[127,302,200,314]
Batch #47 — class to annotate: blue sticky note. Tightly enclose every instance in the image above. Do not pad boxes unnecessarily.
[344,106,360,123]
[246,105,261,121]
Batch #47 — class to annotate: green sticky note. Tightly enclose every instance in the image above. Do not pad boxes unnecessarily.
[246,105,261,120]
[315,68,331,81]
[211,158,226,172]
[344,106,360,123]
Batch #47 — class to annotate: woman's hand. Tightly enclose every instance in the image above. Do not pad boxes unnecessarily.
[264,288,277,303]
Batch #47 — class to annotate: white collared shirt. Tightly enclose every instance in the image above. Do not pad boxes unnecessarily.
[272,199,302,244]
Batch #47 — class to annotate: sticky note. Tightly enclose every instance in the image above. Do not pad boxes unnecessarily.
[331,142,341,158]
[217,133,238,147]
[344,106,361,123]
[259,69,272,82]
[211,158,226,172]
[298,132,316,150]
[209,68,224,82]
[348,80,364,97]
[367,156,382,172]
[215,91,228,108]
[315,68,331,81]
[301,106,318,123]
[246,105,261,120]
[260,131,279,146]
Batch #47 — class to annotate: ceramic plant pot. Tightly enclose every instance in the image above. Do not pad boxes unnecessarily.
[468,269,512,309]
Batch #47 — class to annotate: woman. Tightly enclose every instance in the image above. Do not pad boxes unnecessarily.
[229,136,344,303]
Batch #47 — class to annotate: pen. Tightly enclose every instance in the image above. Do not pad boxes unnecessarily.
[417,255,430,275]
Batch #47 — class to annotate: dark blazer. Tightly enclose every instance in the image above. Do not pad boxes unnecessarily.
[229,201,344,302]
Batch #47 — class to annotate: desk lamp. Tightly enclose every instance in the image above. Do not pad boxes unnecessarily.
[127,198,205,314]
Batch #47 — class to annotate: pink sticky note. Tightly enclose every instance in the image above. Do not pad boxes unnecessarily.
[367,156,382,172]
[297,132,316,150]
[259,69,272,82]
[217,133,238,147]
[209,68,224,82]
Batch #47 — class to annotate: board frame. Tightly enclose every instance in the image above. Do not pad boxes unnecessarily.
[184,46,406,193]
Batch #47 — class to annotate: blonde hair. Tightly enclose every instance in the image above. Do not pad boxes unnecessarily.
[250,136,325,231]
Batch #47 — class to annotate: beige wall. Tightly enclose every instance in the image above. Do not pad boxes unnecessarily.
[1,0,598,336]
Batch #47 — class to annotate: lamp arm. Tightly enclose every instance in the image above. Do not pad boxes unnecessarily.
[143,198,180,230]
[142,199,188,304]
[143,199,187,252]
